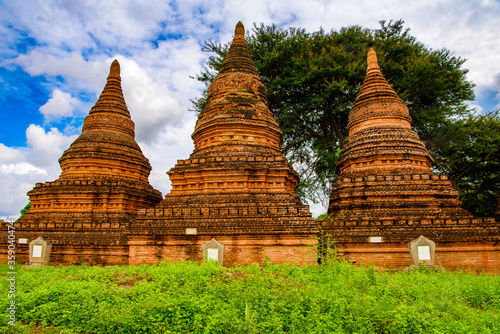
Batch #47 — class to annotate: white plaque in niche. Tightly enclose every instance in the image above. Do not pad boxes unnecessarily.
[186,228,197,235]
[207,248,218,261]
[417,245,431,260]
[18,238,28,244]
[369,236,382,243]
[32,245,43,258]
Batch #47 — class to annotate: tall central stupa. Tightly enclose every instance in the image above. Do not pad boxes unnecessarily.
[130,22,318,265]
[166,21,298,199]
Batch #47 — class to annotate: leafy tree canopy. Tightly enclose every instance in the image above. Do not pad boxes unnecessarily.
[428,110,500,216]
[20,201,30,217]
[193,20,499,216]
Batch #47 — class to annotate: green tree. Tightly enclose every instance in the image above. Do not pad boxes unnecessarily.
[428,111,500,216]
[193,20,499,215]
[20,201,31,217]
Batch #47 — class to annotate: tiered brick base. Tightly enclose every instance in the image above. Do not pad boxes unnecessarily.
[3,213,131,265]
[329,173,470,221]
[128,201,317,266]
[125,203,317,266]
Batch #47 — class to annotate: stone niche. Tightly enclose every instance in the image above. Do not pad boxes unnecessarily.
[202,238,225,266]
[29,236,52,266]
[408,235,435,267]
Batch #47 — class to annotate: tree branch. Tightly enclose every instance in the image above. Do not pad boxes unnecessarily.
[449,151,499,187]
[282,134,315,153]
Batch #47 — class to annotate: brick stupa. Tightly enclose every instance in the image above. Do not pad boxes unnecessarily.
[15,60,162,264]
[130,22,318,265]
[328,48,472,221]
[321,48,499,270]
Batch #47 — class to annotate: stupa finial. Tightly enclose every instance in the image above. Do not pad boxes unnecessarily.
[216,21,258,76]
[109,59,120,78]
[367,48,379,73]
[235,21,245,37]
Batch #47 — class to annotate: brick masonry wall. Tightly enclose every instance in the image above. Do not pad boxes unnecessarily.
[320,217,500,272]
[128,234,318,266]
[334,243,500,273]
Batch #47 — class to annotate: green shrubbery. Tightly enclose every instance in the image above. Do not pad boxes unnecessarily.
[1,261,499,333]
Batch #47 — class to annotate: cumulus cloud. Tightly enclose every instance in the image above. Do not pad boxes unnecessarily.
[14,51,109,92]
[3,0,172,52]
[0,176,36,220]
[39,88,81,121]
[0,162,47,175]
[0,125,77,217]
[0,161,53,219]
[113,56,184,143]
[0,143,25,165]
[26,124,77,166]
[137,115,197,196]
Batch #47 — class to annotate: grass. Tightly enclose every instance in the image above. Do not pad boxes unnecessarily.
[0,260,499,333]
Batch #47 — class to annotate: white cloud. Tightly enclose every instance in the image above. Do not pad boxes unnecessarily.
[0,162,47,175]
[26,124,77,166]
[0,125,76,217]
[14,51,108,92]
[113,56,184,143]
[3,0,173,52]
[139,116,197,195]
[39,88,81,121]
[0,143,25,165]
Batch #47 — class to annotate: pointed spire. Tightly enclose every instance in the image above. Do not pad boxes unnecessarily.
[347,48,412,135]
[234,21,245,40]
[367,47,379,73]
[88,59,130,118]
[81,59,134,136]
[219,22,259,76]
[191,21,282,157]
[109,59,120,77]
[337,47,433,175]
[59,59,152,181]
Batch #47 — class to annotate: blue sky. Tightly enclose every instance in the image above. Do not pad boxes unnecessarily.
[1,0,500,219]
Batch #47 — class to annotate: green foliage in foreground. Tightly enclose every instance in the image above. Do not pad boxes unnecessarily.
[1,261,499,333]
